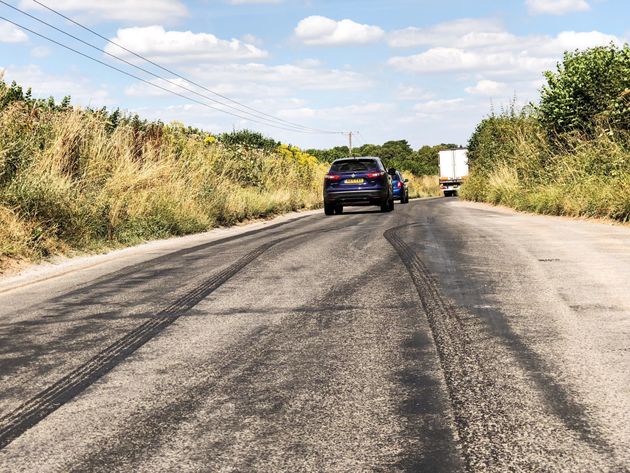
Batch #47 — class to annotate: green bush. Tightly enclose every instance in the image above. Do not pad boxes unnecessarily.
[462,44,630,223]
[539,44,630,136]
[218,129,279,150]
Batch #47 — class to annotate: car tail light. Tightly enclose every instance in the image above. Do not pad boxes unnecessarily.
[366,171,385,178]
[324,174,341,181]
[396,181,402,188]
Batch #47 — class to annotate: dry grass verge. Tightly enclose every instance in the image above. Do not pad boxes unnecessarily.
[0,83,327,272]
[405,174,441,199]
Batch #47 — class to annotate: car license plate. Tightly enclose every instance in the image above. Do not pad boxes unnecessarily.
[345,178,364,184]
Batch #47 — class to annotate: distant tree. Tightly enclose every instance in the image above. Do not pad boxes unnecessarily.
[218,129,279,150]
[354,143,380,157]
[307,140,461,175]
[107,108,121,133]
[0,79,76,112]
[306,146,350,162]
[60,96,71,111]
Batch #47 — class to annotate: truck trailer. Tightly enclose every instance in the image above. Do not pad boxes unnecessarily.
[438,149,468,197]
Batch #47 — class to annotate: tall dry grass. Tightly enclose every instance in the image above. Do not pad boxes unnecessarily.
[460,118,630,221]
[404,174,441,199]
[0,89,327,270]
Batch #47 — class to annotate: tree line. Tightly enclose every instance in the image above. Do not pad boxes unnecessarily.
[306,141,460,176]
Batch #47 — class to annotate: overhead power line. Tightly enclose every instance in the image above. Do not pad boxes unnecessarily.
[3,0,343,135]
[0,16,338,134]
[0,0,319,134]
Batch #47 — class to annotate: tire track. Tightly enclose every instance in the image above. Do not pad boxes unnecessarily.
[385,225,500,471]
[385,224,616,471]
[0,241,275,450]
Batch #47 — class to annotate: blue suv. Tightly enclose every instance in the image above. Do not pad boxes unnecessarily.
[389,169,410,204]
[323,157,394,215]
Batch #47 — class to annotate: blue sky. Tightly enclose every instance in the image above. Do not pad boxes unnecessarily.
[0,0,628,149]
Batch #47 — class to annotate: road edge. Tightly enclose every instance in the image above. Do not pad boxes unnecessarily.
[0,208,321,295]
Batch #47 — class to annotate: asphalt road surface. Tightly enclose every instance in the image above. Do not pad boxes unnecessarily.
[1,198,629,472]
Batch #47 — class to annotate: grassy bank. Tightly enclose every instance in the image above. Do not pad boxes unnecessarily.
[461,44,630,222]
[405,174,441,199]
[0,80,327,271]
[460,116,630,220]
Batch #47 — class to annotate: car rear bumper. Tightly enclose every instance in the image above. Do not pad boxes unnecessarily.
[324,189,389,205]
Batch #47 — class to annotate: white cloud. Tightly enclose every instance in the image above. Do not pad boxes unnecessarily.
[278,103,393,123]
[125,77,197,98]
[526,0,590,15]
[227,0,284,3]
[19,0,188,24]
[534,30,622,55]
[388,28,623,78]
[389,47,552,75]
[105,26,268,64]
[294,58,324,68]
[185,63,373,91]
[125,62,373,102]
[388,18,505,48]
[241,34,264,47]
[0,64,112,107]
[465,80,510,96]
[124,76,287,100]
[396,85,434,101]
[0,21,28,43]
[413,98,465,113]
[294,16,385,46]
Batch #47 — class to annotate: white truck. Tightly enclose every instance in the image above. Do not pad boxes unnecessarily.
[439,148,468,197]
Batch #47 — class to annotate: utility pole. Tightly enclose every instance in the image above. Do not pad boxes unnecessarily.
[344,131,358,157]
[348,131,353,157]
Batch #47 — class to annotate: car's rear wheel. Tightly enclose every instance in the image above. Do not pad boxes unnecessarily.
[380,201,388,212]
[324,203,335,215]
[334,204,343,215]
[388,198,395,212]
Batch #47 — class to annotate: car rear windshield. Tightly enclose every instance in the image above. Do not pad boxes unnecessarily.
[330,160,379,173]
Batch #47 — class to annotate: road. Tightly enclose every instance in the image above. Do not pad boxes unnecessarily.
[0,198,629,472]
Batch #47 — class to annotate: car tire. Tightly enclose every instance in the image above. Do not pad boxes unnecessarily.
[387,198,395,212]
[324,203,335,215]
[334,204,343,215]
[380,201,389,212]
[402,193,409,204]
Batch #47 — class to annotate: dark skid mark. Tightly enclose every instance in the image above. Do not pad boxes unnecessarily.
[385,223,615,470]
[0,241,276,450]
[394,329,465,473]
[72,256,389,471]
[385,224,495,472]
[44,214,315,305]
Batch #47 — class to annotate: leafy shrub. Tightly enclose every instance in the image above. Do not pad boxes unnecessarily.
[539,44,630,136]
[218,129,279,150]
